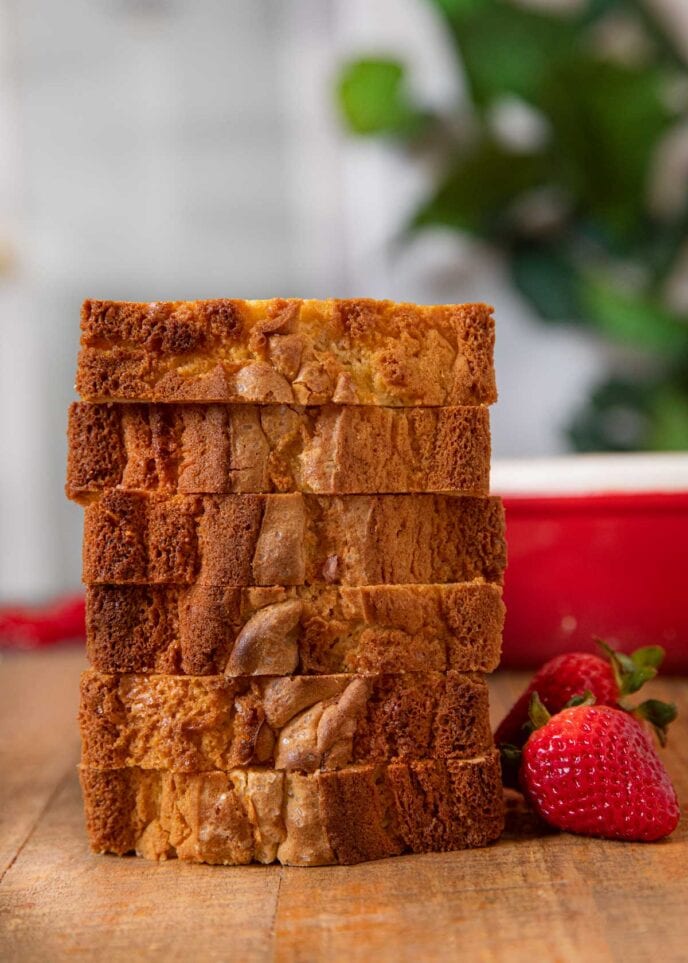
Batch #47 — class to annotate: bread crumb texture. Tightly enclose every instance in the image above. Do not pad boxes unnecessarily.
[79,670,493,772]
[80,751,503,865]
[67,402,490,497]
[76,299,496,407]
[85,581,504,676]
[82,491,506,587]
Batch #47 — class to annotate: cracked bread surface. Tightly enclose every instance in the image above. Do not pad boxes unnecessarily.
[82,491,506,586]
[79,670,493,772]
[67,402,491,497]
[76,299,496,407]
[80,751,503,865]
[86,581,504,676]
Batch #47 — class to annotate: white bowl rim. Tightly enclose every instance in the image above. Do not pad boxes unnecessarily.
[491,453,688,496]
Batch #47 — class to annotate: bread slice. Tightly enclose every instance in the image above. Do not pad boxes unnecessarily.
[86,581,504,676]
[82,491,506,586]
[80,752,503,865]
[79,670,493,772]
[67,402,491,498]
[76,299,496,406]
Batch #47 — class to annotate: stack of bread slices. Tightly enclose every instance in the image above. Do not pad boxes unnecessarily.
[68,297,506,866]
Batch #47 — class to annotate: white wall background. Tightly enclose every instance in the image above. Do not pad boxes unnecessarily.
[0,0,681,599]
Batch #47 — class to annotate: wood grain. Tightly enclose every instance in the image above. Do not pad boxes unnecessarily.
[0,649,686,963]
[0,648,83,879]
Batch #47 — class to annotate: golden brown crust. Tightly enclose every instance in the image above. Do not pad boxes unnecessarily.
[79,670,493,772]
[81,491,506,587]
[67,402,491,498]
[76,299,496,407]
[80,752,504,865]
[86,582,504,676]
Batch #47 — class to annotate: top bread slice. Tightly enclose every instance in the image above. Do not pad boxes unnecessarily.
[76,299,496,406]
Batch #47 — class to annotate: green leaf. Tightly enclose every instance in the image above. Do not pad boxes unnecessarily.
[631,646,666,671]
[564,691,596,708]
[579,0,623,23]
[567,378,655,452]
[499,742,522,790]
[431,0,487,15]
[568,377,688,453]
[539,58,674,243]
[635,699,678,727]
[580,278,688,355]
[622,666,658,696]
[337,58,425,137]
[413,140,548,237]
[510,246,584,321]
[528,692,552,731]
[633,699,678,747]
[428,0,580,108]
[648,386,688,451]
[613,650,638,675]
[595,638,658,697]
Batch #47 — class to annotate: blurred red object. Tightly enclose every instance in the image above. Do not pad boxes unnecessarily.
[0,593,85,649]
[495,455,688,673]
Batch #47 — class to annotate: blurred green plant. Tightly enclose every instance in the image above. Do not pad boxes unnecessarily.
[336,0,688,451]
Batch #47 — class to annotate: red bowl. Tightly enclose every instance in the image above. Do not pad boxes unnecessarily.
[494,455,688,673]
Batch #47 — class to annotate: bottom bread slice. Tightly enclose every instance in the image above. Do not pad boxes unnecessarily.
[80,752,503,866]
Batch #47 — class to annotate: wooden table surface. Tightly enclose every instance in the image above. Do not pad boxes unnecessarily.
[0,648,686,963]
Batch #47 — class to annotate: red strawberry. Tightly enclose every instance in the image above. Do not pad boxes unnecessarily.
[520,702,680,842]
[495,642,664,748]
[496,652,617,746]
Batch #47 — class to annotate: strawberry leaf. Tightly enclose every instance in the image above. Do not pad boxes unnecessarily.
[630,646,665,671]
[564,690,596,708]
[621,665,658,696]
[528,692,551,731]
[595,638,660,697]
[613,650,638,675]
[499,743,522,791]
[633,699,678,747]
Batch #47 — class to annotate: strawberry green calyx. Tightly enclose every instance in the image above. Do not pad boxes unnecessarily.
[527,692,551,730]
[563,690,596,709]
[527,690,595,733]
[499,743,522,790]
[632,698,678,747]
[498,695,551,791]
[595,639,676,744]
[596,639,665,698]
